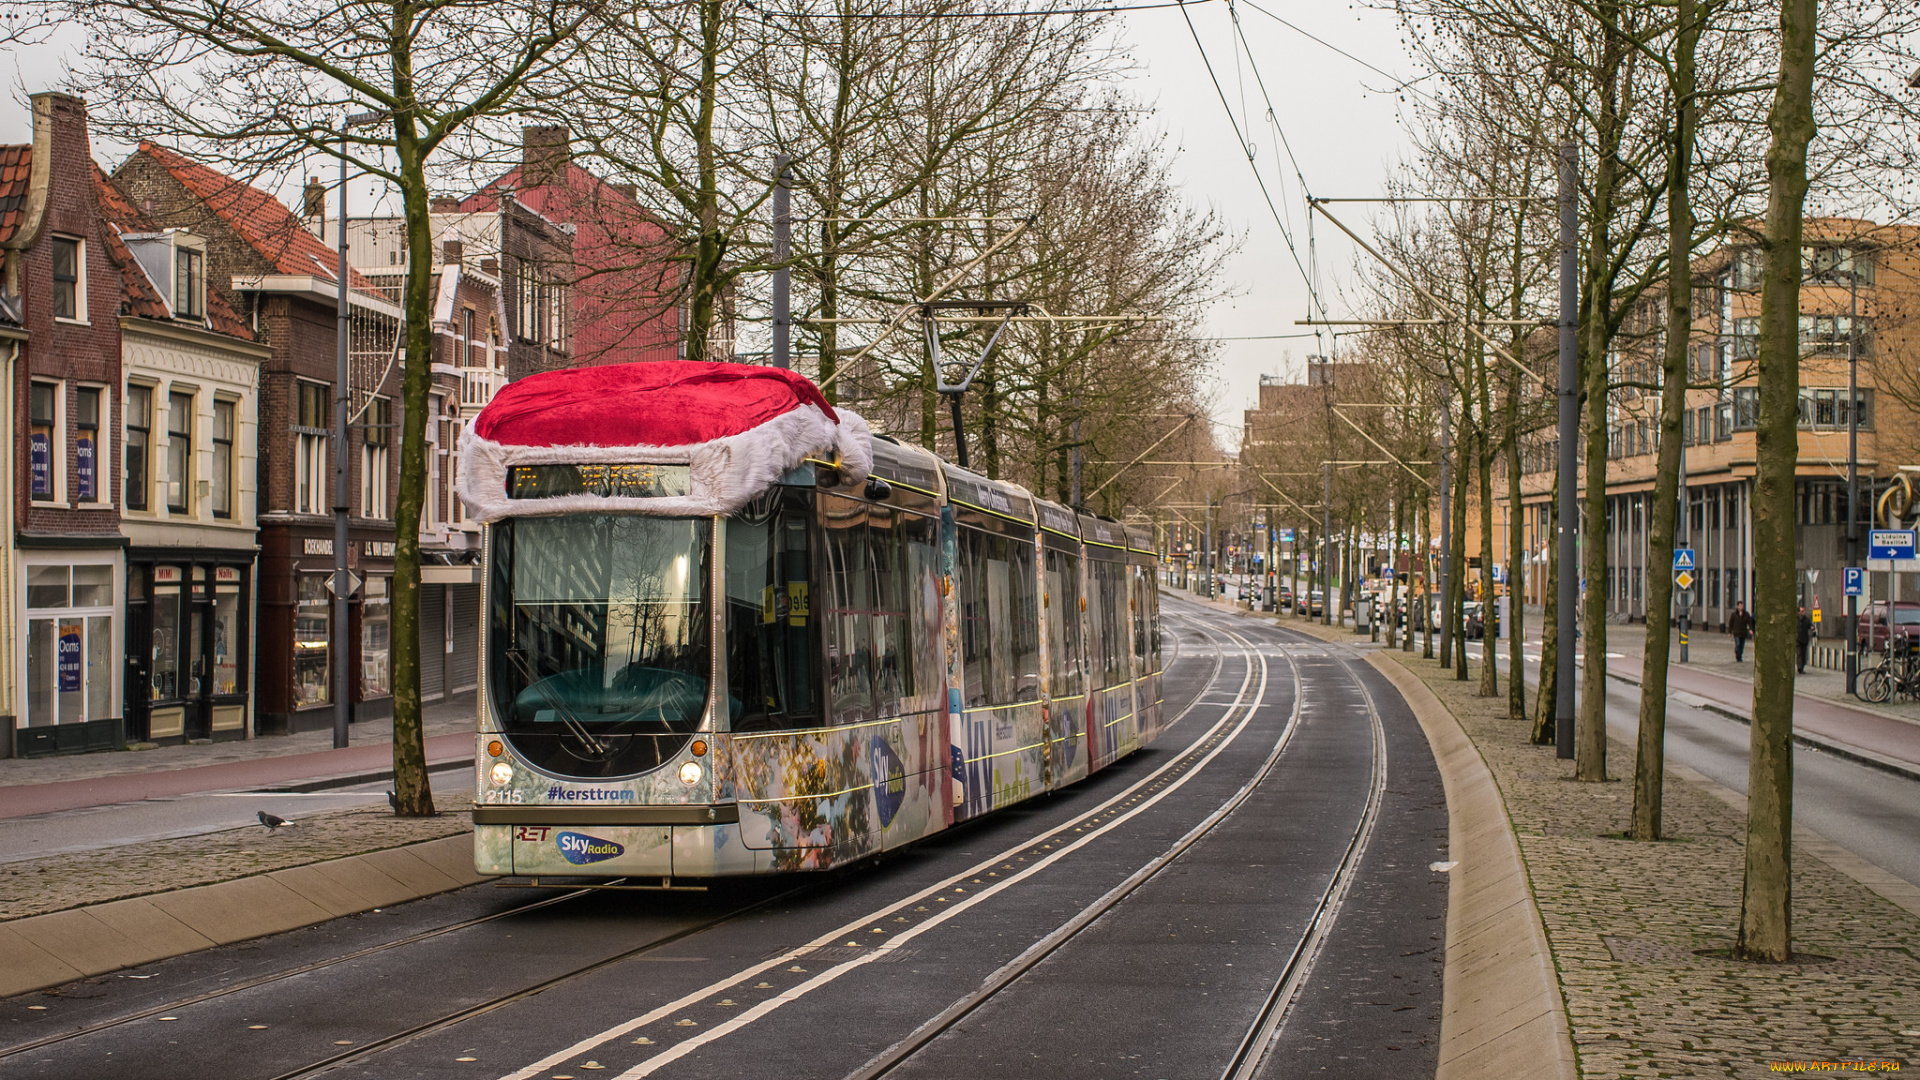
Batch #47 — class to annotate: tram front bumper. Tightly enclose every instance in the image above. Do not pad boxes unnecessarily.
[473,810,759,877]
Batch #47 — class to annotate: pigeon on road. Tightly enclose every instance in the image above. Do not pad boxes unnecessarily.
[258,811,293,831]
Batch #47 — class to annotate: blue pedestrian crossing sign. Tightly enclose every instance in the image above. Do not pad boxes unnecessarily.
[1673,548,1696,572]
[1845,567,1865,596]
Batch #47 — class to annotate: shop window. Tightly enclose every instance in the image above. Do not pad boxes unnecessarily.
[24,564,113,727]
[294,573,330,707]
[166,391,192,513]
[296,382,329,515]
[212,568,243,696]
[30,382,57,500]
[52,236,82,320]
[361,396,389,519]
[212,400,234,518]
[362,575,391,697]
[151,566,183,700]
[76,387,101,503]
[126,385,152,511]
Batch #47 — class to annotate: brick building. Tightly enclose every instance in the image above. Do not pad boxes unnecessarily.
[458,126,691,372]
[96,166,269,746]
[114,145,404,732]
[0,94,130,756]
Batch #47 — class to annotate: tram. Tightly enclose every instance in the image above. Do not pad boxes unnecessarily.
[458,360,1162,879]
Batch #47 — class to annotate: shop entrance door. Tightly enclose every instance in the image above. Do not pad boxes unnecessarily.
[184,596,211,741]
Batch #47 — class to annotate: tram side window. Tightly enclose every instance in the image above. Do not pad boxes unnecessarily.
[1045,547,1086,698]
[1092,558,1127,688]
[1131,566,1149,666]
[870,505,904,718]
[958,525,1041,707]
[901,511,940,714]
[820,494,876,724]
[725,489,822,732]
[1148,576,1162,672]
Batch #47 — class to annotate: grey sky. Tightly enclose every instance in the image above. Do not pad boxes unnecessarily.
[2,2,1417,448]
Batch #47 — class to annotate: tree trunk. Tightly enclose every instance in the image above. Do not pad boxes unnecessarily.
[1423,490,1436,658]
[1452,411,1471,681]
[1578,10,1625,783]
[684,0,724,363]
[1738,0,1816,964]
[1633,0,1699,843]
[388,119,436,818]
[1505,374,1527,721]
[1533,472,1559,744]
[1478,345,1500,698]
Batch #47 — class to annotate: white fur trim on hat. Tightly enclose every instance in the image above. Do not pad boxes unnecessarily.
[457,404,872,522]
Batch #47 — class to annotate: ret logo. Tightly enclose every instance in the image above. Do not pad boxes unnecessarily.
[555,831,625,865]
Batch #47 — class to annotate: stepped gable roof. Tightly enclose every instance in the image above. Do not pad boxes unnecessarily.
[94,162,254,340]
[132,142,380,296]
[0,144,31,244]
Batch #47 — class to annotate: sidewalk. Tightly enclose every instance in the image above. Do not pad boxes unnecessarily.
[1367,637,1920,1078]
[0,693,480,820]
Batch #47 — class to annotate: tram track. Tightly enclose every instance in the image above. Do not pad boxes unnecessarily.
[1,619,1231,1080]
[841,620,1390,1080]
[493,618,1270,1080]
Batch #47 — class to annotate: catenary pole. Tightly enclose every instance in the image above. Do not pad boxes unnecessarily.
[772,155,791,369]
[333,128,351,751]
[1846,262,1858,693]
[1556,141,1579,760]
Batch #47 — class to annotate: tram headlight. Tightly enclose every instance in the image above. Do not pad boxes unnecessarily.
[679,761,704,786]
[490,761,514,787]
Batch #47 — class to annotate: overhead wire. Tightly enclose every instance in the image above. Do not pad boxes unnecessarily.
[750,0,1212,17]
[1178,1,1332,347]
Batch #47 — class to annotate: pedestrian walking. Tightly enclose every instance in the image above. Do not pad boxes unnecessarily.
[1797,606,1813,674]
[1729,602,1753,662]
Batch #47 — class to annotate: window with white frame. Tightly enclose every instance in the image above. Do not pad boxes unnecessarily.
[125,384,152,511]
[447,415,466,526]
[166,390,192,513]
[212,399,234,519]
[295,381,329,515]
[29,382,59,501]
[361,396,389,519]
[75,387,102,503]
[51,236,83,320]
[174,245,205,320]
[25,563,115,726]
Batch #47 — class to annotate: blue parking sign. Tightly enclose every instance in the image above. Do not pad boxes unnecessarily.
[1844,567,1864,596]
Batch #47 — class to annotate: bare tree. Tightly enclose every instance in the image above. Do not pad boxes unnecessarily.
[28,0,595,815]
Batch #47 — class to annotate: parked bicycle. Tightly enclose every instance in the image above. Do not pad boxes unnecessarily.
[1857,640,1920,703]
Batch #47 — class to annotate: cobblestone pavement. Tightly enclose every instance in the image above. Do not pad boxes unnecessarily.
[1380,649,1919,1079]
[0,793,473,922]
[0,693,479,787]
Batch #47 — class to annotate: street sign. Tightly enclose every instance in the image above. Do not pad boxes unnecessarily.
[1870,530,1917,561]
[324,569,364,599]
[1844,567,1865,597]
[1277,528,1295,543]
[1675,571,1694,591]
[1673,548,1696,573]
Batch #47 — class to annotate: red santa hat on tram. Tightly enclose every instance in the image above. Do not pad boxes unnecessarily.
[456,360,872,522]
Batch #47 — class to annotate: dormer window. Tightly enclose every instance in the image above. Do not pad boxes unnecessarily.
[174,246,204,320]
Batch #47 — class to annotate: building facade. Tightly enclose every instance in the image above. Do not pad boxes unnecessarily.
[114,145,404,732]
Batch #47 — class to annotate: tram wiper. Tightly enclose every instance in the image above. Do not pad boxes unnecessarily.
[504,648,609,756]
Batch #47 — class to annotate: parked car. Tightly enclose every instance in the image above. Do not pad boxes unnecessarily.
[1275,586,1294,611]
[1857,600,1920,652]
[1463,600,1500,640]
[1300,589,1325,616]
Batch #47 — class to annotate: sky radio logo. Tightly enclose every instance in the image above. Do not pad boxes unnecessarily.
[555,831,625,865]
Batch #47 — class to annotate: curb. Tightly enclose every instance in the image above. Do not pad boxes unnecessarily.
[0,832,485,1000]
[1363,652,1579,1080]
[262,756,477,794]
[1605,671,1920,784]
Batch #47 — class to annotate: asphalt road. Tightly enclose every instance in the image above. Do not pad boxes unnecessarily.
[0,600,1448,1080]
[1446,634,1920,888]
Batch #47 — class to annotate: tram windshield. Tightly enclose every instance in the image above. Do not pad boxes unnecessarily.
[489,514,709,778]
